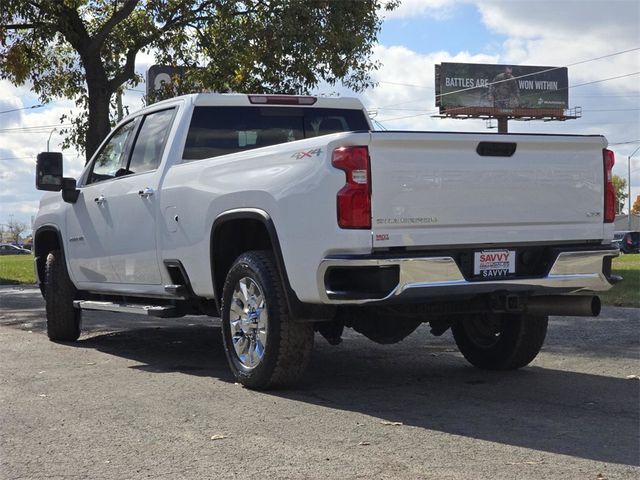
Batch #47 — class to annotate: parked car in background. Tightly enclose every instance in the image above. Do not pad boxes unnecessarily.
[613,231,640,254]
[0,244,32,255]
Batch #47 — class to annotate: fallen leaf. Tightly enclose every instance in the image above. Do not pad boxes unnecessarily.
[358,441,371,446]
[380,421,403,426]
[210,434,228,441]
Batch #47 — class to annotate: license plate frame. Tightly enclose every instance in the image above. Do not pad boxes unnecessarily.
[473,249,516,279]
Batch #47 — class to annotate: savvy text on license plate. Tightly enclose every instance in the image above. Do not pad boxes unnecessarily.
[474,249,516,278]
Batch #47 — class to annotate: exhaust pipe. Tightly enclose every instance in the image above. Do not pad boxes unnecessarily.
[525,295,601,317]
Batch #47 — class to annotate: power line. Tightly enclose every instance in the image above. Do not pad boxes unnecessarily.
[0,104,45,115]
[0,123,72,133]
[0,156,34,161]
[569,72,640,89]
[610,140,640,145]
[582,108,640,112]
[572,94,640,98]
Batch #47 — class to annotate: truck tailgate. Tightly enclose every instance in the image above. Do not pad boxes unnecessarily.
[368,132,607,248]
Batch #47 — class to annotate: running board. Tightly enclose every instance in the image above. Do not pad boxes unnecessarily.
[73,300,179,318]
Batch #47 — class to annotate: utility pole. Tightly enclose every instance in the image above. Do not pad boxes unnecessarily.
[629,145,640,230]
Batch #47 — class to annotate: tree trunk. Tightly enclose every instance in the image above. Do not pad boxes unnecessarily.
[85,78,112,164]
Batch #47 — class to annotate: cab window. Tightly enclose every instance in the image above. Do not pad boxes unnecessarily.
[127,108,176,174]
[87,121,136,184]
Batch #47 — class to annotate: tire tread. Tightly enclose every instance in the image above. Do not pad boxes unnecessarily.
[45,250,81,341]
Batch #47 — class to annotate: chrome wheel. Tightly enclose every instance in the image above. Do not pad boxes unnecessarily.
[228,277,268,369]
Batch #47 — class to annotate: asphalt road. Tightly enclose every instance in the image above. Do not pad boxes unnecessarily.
[1,285,638,480]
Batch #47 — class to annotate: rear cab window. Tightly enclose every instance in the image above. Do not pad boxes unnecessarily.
[182,106,369,161]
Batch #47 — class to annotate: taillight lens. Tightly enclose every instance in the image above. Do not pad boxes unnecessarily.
[332,146,371,229]
[603,149,615,223]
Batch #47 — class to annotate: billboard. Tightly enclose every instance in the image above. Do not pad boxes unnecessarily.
[435,63,568,113]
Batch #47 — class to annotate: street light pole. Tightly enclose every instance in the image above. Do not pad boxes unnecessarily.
[47,128,57,152]
[628,145,640,230]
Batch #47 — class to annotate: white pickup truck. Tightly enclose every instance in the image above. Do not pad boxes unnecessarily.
[34,93,619,389]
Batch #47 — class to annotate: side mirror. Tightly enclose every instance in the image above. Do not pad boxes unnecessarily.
[61,178,80,203]
[36,152,63,191]
[35,152,80,204]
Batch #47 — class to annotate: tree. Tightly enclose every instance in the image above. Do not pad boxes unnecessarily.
[632,195,640,215]
[1,0,398,162]
[6,218,27,244]
[612,175,628,214]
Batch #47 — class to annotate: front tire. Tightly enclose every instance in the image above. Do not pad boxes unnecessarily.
[221,251,314,389]
[45,250,81,341]
[451,313,548,370]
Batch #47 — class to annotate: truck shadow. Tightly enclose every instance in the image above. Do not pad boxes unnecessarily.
[72,324,639,467]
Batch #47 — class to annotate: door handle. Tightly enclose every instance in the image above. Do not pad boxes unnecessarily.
[94,195,106,205]
[138,187,154,199]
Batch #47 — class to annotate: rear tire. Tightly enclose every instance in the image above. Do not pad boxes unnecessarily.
[221,250,314,389]
[45,250,81,341]
[451,313,547,370]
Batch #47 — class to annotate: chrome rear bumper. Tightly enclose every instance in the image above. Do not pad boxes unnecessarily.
[318,249,618,305]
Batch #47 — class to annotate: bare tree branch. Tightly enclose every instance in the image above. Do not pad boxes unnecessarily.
[1,23,42,29]
[92,0,139,50]
[108,46,138,91]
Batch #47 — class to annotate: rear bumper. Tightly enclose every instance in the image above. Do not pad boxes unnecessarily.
[318,248,618,305]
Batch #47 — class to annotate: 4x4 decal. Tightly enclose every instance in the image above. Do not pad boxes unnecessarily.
[291,148,323,159]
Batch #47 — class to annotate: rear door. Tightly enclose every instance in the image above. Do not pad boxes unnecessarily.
[368,132,607,249]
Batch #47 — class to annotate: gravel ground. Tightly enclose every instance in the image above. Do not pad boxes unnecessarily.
[0,285,638,480]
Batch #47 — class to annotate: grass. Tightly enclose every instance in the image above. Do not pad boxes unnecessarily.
[0,254,36,285]
[598,254,640,308]
[0,251,638,307]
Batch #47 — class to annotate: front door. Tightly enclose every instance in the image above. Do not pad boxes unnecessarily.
[67,107,176,287]
[66,120,136,284]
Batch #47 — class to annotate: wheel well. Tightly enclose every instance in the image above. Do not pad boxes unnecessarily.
[211,218,273,300]
[34,229,61,288]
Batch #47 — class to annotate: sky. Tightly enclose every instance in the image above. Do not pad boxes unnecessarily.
[1,0,639,234]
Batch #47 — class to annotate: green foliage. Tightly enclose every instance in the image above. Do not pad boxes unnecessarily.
[612,175,628,213]
[1,0,398,159]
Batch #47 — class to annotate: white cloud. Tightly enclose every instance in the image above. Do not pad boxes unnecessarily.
[383,0,461,20]
[364,45,498,121]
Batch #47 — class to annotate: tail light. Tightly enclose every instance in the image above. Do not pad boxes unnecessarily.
[332,146,371,229]
[603,149,615,223]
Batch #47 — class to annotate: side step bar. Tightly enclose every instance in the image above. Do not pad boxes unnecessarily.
[73,300,179,318]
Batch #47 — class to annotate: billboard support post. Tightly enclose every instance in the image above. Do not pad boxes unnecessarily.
[498,117,508,134]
